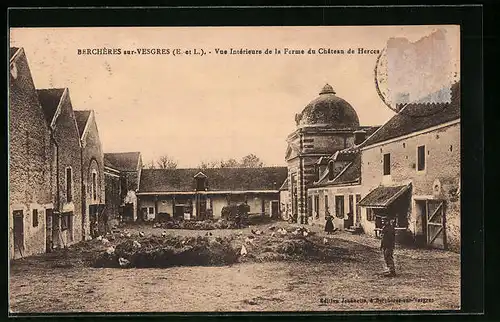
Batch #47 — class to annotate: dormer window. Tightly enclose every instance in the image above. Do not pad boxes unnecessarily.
[194,172,208,191]
[328,161,335,181]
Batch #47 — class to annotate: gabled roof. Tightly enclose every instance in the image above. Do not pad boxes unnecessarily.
[138,167,288,193]
[104,152,141,172]
[37,88,66,125]
[74,110,92,139]
[362,82,460,148]
[10,47,20,60]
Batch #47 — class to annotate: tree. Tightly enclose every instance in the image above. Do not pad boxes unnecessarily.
[144,160,156,169]
[198,160,220,169]
[156,155,178,169]
[240,154,264,168]
[220,158,239,168]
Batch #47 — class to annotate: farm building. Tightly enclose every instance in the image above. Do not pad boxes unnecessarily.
[74,110,106,240]
[37,87,83,250]
[9,47,53,259]
[137,167,288,221]
[358,82,461,251]
[285,83,379,224]
[103,152,142,222]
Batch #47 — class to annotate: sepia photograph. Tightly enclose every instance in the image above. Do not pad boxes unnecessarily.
[9,23,462,313]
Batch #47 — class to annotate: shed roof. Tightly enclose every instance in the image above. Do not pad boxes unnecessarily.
[358,184,411,208]
[362,82,460,148]
[139,167,288,193]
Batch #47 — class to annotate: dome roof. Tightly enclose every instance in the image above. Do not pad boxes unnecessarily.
[296,84,360,128]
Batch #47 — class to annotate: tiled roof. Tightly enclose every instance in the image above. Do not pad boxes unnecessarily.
[358,184,411,208]
[104,152,141,172]
[37,88,66,124]
[362,82,460,147]
[314,153,361,187]
[74,110,91,138]
[139,167,288,193]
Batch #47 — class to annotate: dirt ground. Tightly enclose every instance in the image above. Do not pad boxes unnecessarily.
[9,222,460,313]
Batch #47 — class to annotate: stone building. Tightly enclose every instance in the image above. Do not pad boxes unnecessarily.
[104,152,142,221]
[307,148,363,231]
[137,167,287,221]
[285,84,378,224]
[37,87,83,249]
[74,110,106,240]
[358,82,460,251]
[9,47,53,259]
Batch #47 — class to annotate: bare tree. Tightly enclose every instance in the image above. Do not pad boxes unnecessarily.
[198,160,220,169]
[144,160,156,169]
[156,155,178,169]
[220,158,239,168]
[240,154,264,168]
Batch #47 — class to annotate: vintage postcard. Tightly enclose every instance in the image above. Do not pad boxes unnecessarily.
[9,25,461,313]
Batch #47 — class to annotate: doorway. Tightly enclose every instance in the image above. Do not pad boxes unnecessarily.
[271,201,279,219]
[415,199,446,249]
[13,210,24,258]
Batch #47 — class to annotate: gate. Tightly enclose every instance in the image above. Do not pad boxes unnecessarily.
[426,200,446,249]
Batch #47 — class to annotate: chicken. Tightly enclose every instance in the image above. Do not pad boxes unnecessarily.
[270,232,276,237]
[119,233,125,238]
[323,237,329,245]
[96,236,103,241]
[161,231,167,237]
[118,257,130,267]
[209,232,213,236]
[240,245,248,256]
[269,226,276,231]
[125,233,131,238]
[106,246,115,255]
[251,229,263,235]
[133,240,141,248]
[101,238,110,244]
[302,231,309,237]
[139,231,145,237]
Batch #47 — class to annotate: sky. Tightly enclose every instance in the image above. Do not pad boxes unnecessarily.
[10,25,459,167]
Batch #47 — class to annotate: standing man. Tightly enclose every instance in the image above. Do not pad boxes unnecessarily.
[380,217,396,277]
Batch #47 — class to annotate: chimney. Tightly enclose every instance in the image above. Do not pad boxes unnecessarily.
[354,130,367,145]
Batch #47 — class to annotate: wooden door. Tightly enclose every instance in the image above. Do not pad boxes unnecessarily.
[355,194,361,226]
[13,210,24,257]
[426,200,446,249]
[198,196,207,220]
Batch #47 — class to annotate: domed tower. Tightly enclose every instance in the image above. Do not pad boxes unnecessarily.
[285,84,363,223]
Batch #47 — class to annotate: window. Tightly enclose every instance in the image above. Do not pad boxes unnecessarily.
[32,209,38,227]
[328,161,334,180]
[196,178,206,191]
[417,145,426,171]
[148,207,154,215]
[314,195,320,219]
[324,195,329,215]
[307,196,313,217]
[66,168,73,202]
[366,208,375,222]
[92,171,97,200]
[335,196,344,218]
[61,213,70,231]
[383,153,391,175]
